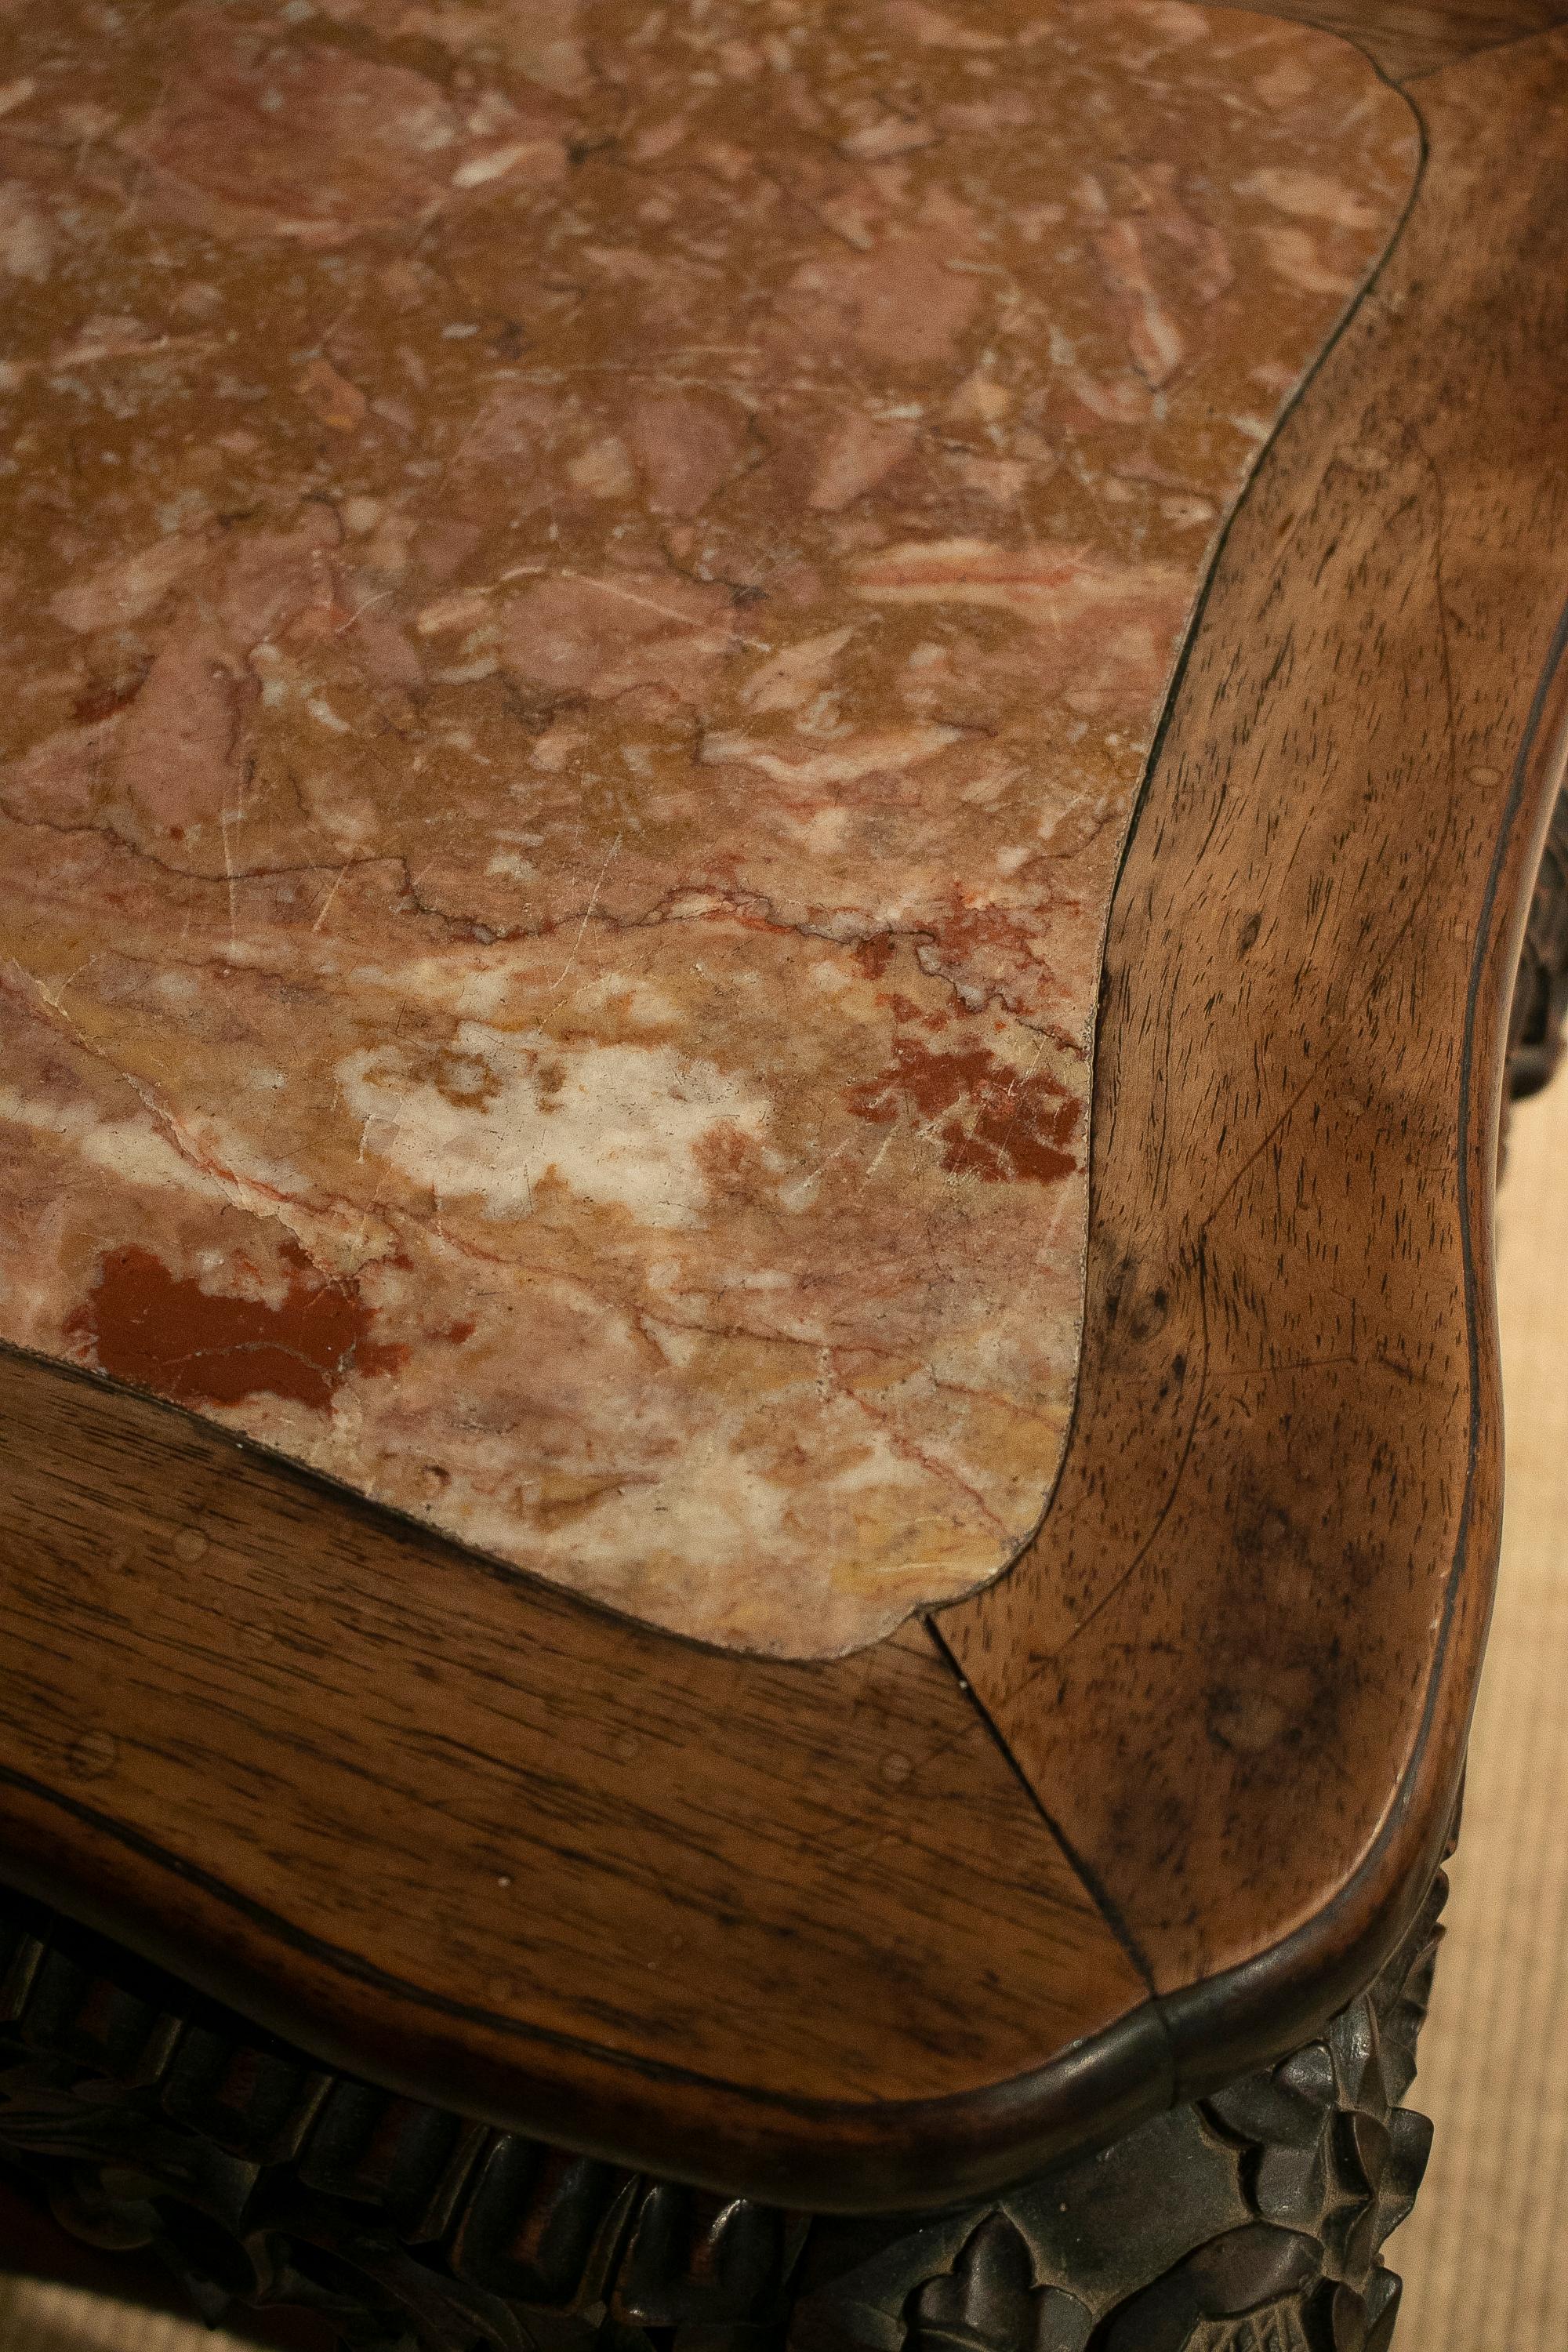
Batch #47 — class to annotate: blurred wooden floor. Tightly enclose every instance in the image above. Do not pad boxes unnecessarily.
[1,1082,1563,2348]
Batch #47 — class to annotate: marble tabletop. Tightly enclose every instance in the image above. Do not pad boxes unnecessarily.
[0,0,1415,1653]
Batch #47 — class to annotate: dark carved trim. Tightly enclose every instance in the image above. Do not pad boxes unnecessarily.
[790,1871,1443,2352]
[0,1875,1443,2351]
[1507,782,1568,1102]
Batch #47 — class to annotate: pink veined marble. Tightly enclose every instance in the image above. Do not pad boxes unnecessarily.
[0,0,1417,1654]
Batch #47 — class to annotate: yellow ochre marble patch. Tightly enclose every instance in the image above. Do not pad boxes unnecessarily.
[0,0,1416,1653]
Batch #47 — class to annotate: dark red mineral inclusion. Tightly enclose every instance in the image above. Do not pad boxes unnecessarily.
[844,1031,1081,1185]
[68,1242,407,1410]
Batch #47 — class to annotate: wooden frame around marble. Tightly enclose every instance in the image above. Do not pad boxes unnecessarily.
[2,6,1567,2216]
[1208,0,1568,82]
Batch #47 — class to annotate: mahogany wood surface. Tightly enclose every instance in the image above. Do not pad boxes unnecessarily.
[1211,0,1568,81]
[2,16,1566,2212]
[0,1351,1159,2211]
[942,22,1568,2082]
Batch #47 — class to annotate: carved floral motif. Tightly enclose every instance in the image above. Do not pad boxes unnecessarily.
[0,1874,1444,2352]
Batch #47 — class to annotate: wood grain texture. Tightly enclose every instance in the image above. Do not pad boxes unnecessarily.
[0,1346,1158,2212]
[0,21,1565,2215]
[940,24,1568,2092]
[1225,0,1568,81]
[0,1873,1443,2352]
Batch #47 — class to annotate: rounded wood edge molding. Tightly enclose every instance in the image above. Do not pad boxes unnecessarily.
[0,1721,1172,2216]
[0,1871,1446,2350]
[939,14,1568,2089]
[1160,630,1568,2100]
[0,1344,1157,2212]
[2,27,1566,2215]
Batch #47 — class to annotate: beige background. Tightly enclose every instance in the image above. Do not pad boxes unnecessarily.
[0,1073,1563,2348]
[1388,1063,1568,2347]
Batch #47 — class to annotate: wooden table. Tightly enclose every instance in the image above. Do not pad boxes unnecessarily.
[1,2,1566,2346]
